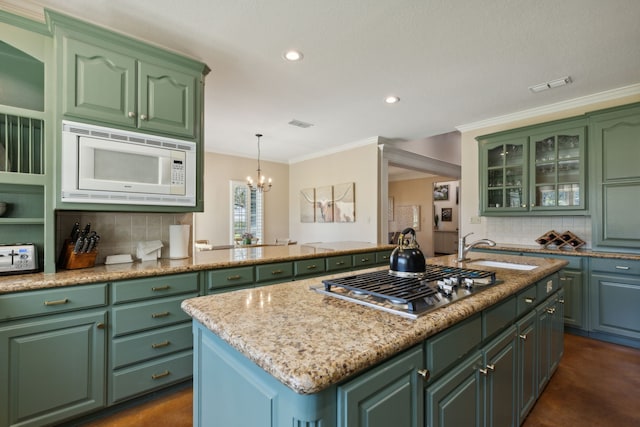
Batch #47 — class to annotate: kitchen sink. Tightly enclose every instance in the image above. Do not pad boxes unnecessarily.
[467,260,538,270]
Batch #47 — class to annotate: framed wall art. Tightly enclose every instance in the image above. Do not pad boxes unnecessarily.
[434,184,449,201]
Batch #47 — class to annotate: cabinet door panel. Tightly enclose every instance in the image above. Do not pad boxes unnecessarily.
[338,346,423,427]
[426,352,484,427]
[484,327,517,427]
[0,311,106,426]
[517,310,538,424]
[138,62,196,138]
[591,273,640,339]
[63,36,136,127]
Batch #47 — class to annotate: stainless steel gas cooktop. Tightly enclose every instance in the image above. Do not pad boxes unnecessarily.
[311,265,498,319]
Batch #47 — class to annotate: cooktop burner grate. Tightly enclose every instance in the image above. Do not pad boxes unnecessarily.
[316,265,497,318]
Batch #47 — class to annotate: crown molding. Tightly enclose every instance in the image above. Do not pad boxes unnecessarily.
[456,83,640,133]
[0,0,45,22]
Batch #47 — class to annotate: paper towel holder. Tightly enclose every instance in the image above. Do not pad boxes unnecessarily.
[169,224,191,259]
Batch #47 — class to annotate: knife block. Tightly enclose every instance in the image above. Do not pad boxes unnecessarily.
[58,240,98,270]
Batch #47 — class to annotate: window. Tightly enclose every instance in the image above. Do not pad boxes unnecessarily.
[230,181,263,243]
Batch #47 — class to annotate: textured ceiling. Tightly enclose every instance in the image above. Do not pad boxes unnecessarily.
[17,0,640,163]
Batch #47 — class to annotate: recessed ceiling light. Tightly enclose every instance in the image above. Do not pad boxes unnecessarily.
[283,50,303,61]
[385,96,400,104]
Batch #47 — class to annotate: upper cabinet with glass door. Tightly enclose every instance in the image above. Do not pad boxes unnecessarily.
[530,124,586,211]
[480,135,529,213]
[478,117,587,216]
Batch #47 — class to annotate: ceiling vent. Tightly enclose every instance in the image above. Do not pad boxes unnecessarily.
[288,119,314,128]
[528,76,572,93]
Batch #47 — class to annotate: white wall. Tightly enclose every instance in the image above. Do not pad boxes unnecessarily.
[289,143,379,243]
[459,93,640,247]
[194,152,289,245]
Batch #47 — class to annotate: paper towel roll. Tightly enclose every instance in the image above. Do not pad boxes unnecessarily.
[169,224,190,259]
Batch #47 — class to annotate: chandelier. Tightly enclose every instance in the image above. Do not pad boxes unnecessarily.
[246,133,272,192]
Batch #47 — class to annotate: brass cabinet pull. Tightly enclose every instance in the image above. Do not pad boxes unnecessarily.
[152,311,170,318]
[152,285,171,291]
[128,111,136,118]
[519,334,528,341]
[140,114,148,121]
[227,275,242,281]
[417,369,430,381]
[360,258,370,263]
[336,261,345,266]
[479,367,489,376]
[152,340,171,349]
[381,255,390,260]
[151,370,170,380]
[546,307,556,314]
[44,298,69,306]
[558,299,565,304]
[486,364,495,372]
[271,269,284,275]
[524,297,535,304]
[96,322,105,329]
[306,265,317,270]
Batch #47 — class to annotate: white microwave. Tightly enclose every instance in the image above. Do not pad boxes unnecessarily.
[61,121,196,206]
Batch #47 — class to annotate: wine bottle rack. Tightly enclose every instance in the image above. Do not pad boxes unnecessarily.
[535,230,585,250]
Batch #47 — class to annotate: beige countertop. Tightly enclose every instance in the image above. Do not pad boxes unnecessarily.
[480,243,640,260]
[180,252,568,395]
[0,242,394,295]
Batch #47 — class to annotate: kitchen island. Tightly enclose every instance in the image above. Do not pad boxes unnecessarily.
[181,252,568,427]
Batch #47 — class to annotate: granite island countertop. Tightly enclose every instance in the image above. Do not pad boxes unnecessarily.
[0,242,394,294]
[180,252,568,395]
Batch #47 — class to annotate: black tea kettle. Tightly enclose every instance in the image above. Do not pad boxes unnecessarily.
[389,227,426,278]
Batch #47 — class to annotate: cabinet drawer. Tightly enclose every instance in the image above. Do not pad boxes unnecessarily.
[425,314,481,379]
[375,250,393,265]
[516,285,538,317]
[326,255,353,272]
[529,253,583,270]
[353,252,376,268]
[112,273,199,304]
[111,293,197,337]
[482,295,516,339]
[0,283,107,322]
[590,258,640,275]
[110,350,192,403]
[294,259,326,278]
[255,262,293,283]
[537,273,559,302]
[112,323,192,369]
[206,266,254,291]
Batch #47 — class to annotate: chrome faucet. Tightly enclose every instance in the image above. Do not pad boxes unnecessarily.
[457,232,496,261]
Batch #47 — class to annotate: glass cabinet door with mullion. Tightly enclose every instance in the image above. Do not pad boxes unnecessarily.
[530,126,585,211]
[481,137,528,213]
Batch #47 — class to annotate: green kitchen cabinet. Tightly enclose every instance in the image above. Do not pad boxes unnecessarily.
[516,309,537,424]
[0,284,108,427]
[588,102,640,251]
[425,326,518,427]
[589,258,640,342]
[109,273,199,404]
[338,345,424,427]
[58,23,205,139]
[477,117,587,216]
[537,291,564,396]
[0,15,55,272]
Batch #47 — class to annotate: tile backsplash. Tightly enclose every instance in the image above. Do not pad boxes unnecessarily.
[486,216,592,248]
[56,211,193,265]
